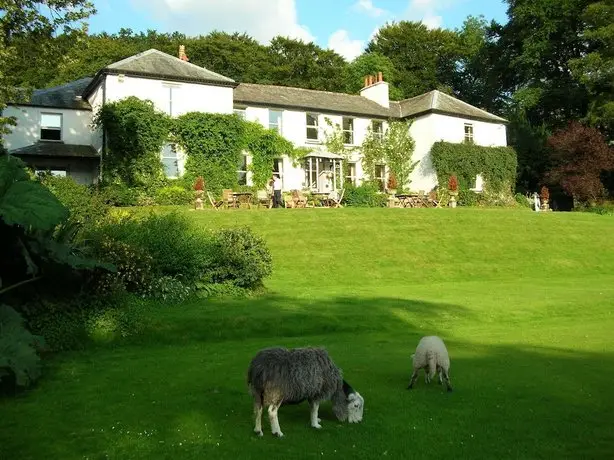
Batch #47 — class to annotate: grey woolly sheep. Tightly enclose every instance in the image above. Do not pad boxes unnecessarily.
[407,336,453,392]
[247,347,364,437]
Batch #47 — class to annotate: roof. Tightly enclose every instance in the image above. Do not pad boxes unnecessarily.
[396,90,507,123]
[83,49,236,98]
[10,142,99,159]
[234,83,394,119]
[12,78,94,110]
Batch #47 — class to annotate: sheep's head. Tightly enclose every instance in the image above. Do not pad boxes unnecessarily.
[332,380,364,423]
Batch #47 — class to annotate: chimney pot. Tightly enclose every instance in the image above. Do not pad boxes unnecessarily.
[364,76,369,88]
[179,44,189,61]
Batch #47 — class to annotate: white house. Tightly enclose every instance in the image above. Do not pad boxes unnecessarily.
[2,47,508,191]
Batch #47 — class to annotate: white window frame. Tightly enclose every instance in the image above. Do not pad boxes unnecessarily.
[162,82,181,116]
[306,113,320,143]
[374,164,386,191]
[269,109,282,132]
[237,153,249,185]
[342,117,354,145]
[464,123,474,143]
[345,162,357,185]
[372,120,384,140]
[162,143,180,178]
[40,112,62,141]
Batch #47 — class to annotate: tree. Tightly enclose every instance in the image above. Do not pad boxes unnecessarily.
[0,0,95,134]
[344,53,403,99]
[546,122,614,203]
[569,0,614,139]
[267,37,348,92]
[366,21,461,98]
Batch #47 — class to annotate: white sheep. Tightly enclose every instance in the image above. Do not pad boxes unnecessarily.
[407,336,453,391]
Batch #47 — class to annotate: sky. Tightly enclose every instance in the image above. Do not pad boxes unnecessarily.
[88,0,509,61]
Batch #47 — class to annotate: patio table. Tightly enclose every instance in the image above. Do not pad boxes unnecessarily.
[233,192,254,208]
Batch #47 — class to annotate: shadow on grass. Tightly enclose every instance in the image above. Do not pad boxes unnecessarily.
[127,294,475,347]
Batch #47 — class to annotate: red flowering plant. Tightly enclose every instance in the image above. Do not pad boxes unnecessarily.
[193,176,205,191]
[540,185,549,202]
[448,175,458,193]
[387,173,398,191]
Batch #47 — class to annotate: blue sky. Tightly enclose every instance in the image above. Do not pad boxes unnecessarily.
[88,0,509,60]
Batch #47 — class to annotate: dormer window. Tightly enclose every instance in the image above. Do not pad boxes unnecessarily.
[40,113,62,141]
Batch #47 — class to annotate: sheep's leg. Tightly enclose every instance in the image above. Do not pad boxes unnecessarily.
[309,401,322,429]
[407,369,419,389]
[268,402,284,437]
[437,366,443,385]
[442,368,453,392]
[253,400,263,436]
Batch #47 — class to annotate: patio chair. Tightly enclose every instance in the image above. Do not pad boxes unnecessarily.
[428,191,440,208]
[256,190,272,209]
[207,191,223,211]
[292,189,308,208]
[330,188,345,208]
[222,189,238,209]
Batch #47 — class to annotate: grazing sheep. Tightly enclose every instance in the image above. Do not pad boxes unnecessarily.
[407,336,453,392]
[247,347,364,437]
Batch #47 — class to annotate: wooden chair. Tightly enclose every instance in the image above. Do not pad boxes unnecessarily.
[292,189,307,208]
[222,189,237,209]
[330,188,345,208]
[207,191,223,211]
[256,190,272,209]
[428,191,440,208]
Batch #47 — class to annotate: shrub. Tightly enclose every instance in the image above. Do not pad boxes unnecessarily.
[540,186,550,202]
[515,193,532,208]
[39,174,108,225]
[458,189,479,206]
[154,185,193,206]
[344,182,388,207]
[90,212,211,283]
[141,276,194,303]
[100,183,139,206]
[206,227,272,288]
[0,304,44,389]
[448,175,458,192]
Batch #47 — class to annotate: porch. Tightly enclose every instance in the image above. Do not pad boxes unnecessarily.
[303,151,344,193]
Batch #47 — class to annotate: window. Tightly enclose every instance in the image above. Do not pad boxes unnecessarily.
[374,164,386,191]
[464,123,474,143]
[472,174,484,192]
[40,113,62,141]
[372,120,384,140]
[306,113,319,142]
[35,169,66,178]
[237,154,248,185]
[234,108,246,120]
[345,162,357,185]
[162,143,179,178]
[342,117,354,145]
[269,109,282,132]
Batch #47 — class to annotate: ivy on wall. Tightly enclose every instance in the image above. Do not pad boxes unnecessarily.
[361,120,418,190]
[174,112,245,192]
[93,97,171,187]
[430,141,518,192]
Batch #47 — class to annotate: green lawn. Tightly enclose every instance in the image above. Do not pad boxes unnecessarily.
[2,208,614,459]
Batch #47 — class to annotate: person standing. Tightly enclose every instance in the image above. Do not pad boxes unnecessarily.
[272,174,283,208]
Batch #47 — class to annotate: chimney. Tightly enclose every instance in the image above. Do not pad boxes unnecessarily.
[179,45,189,62]
[359,71,389,108]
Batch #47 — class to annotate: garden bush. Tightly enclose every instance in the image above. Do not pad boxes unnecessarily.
[343,182,388,207]
[205,227,272,288]
[100,183,140,207]
[458,189,479,206]
[39,175,108,225]
[154,185,193,206]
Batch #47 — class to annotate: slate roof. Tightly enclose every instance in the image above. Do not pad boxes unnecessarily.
[10,142,99,158]
[234,83,394,119]
[82,49,236,98]
[395,90,507,123]
[15,78,94,110]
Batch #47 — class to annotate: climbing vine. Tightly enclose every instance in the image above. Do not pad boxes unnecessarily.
[430,142,517,192]
[361,120,418,190]
[93,97,171,187]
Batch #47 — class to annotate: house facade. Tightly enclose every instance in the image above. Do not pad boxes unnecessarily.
[2,47,508,191]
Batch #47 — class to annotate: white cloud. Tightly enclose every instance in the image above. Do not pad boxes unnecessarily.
[132,0,314,43]
[404,0,454,29]
[353,0,387,18]
[327,29,365,61]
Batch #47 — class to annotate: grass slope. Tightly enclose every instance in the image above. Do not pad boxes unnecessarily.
[2,208,613,459]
